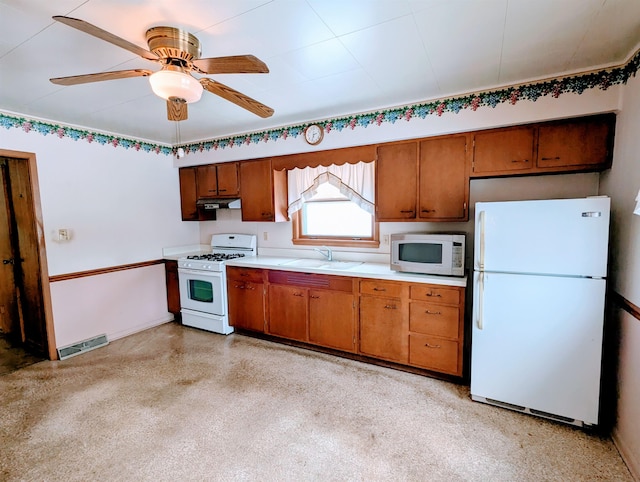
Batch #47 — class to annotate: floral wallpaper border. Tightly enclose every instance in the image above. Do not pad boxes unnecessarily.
[1,49,638,157]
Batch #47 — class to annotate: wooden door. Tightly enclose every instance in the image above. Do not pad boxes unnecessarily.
[375,142,418,220]
[472,126,535,175]
[267,284,307,340]
[228,280,265,332]
[216,163,239,197]
[419,135,469,221]
[178,167,198,220]
[196,165,218,197]
[537,116,612,168]
[0,160,18,337]
[0,156,51,357]
[359,295,408,363]
[308,289,355,352]
[240,159,275,221]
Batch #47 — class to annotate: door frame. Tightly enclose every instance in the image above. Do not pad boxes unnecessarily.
[0,148,57,360]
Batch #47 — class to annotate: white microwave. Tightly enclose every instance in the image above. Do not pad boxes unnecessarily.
[390,233,465,277]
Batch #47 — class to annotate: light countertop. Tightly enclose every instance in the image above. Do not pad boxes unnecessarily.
[225,255,467,287]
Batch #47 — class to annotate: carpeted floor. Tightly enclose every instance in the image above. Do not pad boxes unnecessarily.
[0,322,632,481]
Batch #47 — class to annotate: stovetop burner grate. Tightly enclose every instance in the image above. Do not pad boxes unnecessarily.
[186,253,246,261]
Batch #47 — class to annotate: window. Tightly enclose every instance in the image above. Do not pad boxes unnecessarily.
[288,162,379,247]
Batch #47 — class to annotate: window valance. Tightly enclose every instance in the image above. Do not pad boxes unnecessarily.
[287,161,375,215]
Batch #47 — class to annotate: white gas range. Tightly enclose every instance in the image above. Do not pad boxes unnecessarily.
[177,233,257,334]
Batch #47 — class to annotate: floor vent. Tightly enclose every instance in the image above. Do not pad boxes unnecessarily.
[57,334,108,360]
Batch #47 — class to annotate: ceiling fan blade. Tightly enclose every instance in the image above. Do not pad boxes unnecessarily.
[50,69,153,86]
[200,78,274,118]
[167,99,188,121]
[192,55,269,74]
[53,15,159,62]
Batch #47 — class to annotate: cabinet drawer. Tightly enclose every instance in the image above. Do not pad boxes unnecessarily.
[360,280,406,298]
[410,285,460,305]
[227,266,264,283]
[268,270,352,292]
[409,302,459,339]
[409,334,459,375]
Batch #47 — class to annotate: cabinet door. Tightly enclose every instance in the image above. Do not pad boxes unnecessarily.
[196,165,218,197]
[240,159,275,221]
[164,260,181,316]
[472,126,535,176]
[359,295,407,363]
[216,162,239,196]
[178,167,198,221]
[268,284,307,340]
[537,116,613,169]
[309,289,355,352]
[376,142,418,220]
[419,135,469,221]
[228,280,265,332]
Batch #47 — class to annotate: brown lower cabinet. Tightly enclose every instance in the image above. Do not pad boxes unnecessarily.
[227,267,266,332]
[227,266,465,378]
[266,270,356,352]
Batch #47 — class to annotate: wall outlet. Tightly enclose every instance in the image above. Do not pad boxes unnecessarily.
[383,234,389,245]
[58,228,70,241]
[263,231,268,241]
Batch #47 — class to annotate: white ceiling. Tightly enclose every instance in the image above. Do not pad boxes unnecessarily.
[1,0,639,145]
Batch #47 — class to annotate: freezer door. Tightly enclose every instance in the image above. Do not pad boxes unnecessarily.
[475,197,610,277]
[471,272,605,425]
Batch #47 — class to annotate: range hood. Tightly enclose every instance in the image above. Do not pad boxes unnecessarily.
[196,198,242,210]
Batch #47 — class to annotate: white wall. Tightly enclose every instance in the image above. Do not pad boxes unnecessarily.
[599,72,640,480]
[0,127,199,347]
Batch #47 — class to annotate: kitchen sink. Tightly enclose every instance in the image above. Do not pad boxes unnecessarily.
[279,259,363,270]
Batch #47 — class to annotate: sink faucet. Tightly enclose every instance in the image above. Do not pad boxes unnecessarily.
[314,246,333,261]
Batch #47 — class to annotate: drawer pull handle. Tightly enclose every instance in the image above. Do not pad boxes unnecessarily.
[400,210,414,214]
[234,284,244,289]
[310,295,320,299]
[541,156,561,161]
[240,273,249,277]
[424,343,441,349]
[293,292,304,297]
[510,159,529,163]
[384,305,396,310]
[425,310,442,315]
[421,209,435,213]
[426,292,442,297]
[373,287,386,292]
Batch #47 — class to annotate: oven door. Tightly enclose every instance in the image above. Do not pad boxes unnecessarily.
[178,268,225,316]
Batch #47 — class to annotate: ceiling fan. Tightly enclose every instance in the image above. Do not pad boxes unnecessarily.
[49,15,274,121]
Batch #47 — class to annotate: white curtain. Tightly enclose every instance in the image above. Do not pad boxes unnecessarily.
[287,161,375,215]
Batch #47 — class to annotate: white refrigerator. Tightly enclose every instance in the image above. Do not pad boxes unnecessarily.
[470,196,610,427]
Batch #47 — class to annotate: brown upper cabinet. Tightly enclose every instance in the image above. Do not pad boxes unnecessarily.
[196,162,239,198]
[239,158,288,222]
[376,135,470,222]
[472,125,535,176]
[179,162,239,221]
[419,134,470,221]
[471,113,615,177]
[376,142,418,221]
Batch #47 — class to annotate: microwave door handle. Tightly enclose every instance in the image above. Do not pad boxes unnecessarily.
[479,210,486,270]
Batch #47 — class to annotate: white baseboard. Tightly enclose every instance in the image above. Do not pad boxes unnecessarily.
[613,428,640,481]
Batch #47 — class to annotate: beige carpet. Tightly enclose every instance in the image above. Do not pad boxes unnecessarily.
[0,322,632,481]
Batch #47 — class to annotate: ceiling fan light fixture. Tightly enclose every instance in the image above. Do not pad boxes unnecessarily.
[149,69,203,103]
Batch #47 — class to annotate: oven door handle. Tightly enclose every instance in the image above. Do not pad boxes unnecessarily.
[178,268,223,277]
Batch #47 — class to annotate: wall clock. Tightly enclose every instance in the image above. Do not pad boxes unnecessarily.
[304,124,324,145]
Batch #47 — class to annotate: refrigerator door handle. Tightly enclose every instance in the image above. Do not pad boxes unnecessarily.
[478,210,486,270]
[477,271,484,330]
